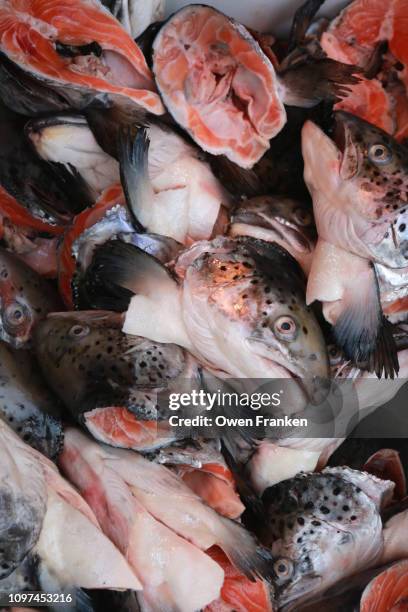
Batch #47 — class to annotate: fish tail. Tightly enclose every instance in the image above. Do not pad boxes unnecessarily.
[288,0,326,52]
[118,125,151,232]
[333,263,399,379]
[368,316,400,380]
[214,515,274,581]
[220,439,267,526]
[208,154,262,198]
[78,239,176,311]
[279,58,362,107]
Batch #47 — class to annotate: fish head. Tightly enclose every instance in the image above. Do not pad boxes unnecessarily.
[34,310,128,413]
[0,249,61,348]
[230,196,316,257]
[334,111,408,209]
[262,468,387,608]
[185,238,329,403]
[302,113,408,261]
[34,311,187,419]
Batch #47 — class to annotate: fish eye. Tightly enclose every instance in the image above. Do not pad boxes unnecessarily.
[69,324,90,338]
[273,558,294,580]
[368,143,392,165]
[328,344,343,366]
[274,316,298,341]
[0,268,8,279]
[293,207,312,226]
[4,303,27,327]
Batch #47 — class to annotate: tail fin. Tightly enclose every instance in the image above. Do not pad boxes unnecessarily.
[78,239,175,311]
[288,0,325,52]
[214,514,274,581]
[118,126,151,232]
[334,263,399,379]
[279,58,362,107]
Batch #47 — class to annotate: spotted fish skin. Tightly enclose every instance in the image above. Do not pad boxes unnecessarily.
[33,311,199,454]
[0,342,63,460]
[0,248,62,348]
[180,237,329,395]
[303,111,408,266]
[261,467,393,609]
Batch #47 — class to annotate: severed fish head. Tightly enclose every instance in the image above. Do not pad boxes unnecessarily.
[261,467,394,609]
[302,111,408,266]
[0,248,61,348]
[33,310,193,451]
[181,236,329,402]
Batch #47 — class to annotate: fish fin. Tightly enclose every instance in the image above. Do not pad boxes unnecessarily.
[333,263,399,379]
[57,162,95,207]
[279,58,362,107]
[85,103,149,159]
[367,316,400,380]
[78,239,177,311]
[364,41,388,79]
[208,154,262,198]
[214,515,275,581]
[220,439,266,530]
[118,126,151,232]
[287,0,325,52]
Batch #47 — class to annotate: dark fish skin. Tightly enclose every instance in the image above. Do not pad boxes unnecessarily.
[55,41,103,58]
[89,589,141,612]
[85,102,175,161]
[0,101,93,225]
[135,22,163,67]
[33,310,189,423]
[0,52,72,116]
[0,248,62,348]
[71,206,182,309]
[209,105,330,201]
[0,342,64,460]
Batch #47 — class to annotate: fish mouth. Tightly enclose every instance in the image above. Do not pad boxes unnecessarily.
[259,355,330,407]
[26,114,88,135]
[230,212,314,253]
[25,114,89,150]
[278,574,323,611]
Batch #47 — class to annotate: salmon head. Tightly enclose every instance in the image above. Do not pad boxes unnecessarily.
[261,467,394,609]
[0,248,62,348]
[302,111,408,267]
[33,311,196,451]
[229,196,316,274]
[179,237,329,403]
